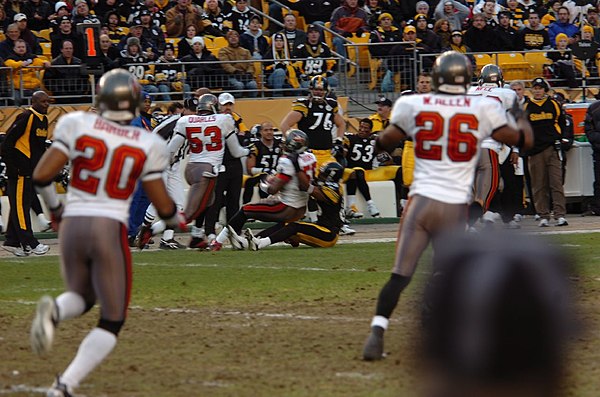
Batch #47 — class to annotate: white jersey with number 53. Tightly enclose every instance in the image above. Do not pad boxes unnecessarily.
[390,93,509,204]
[172,113,236,164]
[51,111,169,224]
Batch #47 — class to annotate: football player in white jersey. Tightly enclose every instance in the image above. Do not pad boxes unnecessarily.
[136,98,197,250]
[467,64,520,229]
[136,94,253,249]
[29,69,186,396]
[361,51,533,361]
[211,129,317,251]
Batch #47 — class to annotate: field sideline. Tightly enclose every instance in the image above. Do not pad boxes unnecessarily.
[1,225,600,396]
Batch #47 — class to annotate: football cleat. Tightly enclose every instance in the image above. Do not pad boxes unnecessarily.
[367,202,380,218]
[135,224,153,250]
[345,205,363,219]
[46,376,73,397]
[339,224,356,236]
[362,326,385,361]
[505,220,521,229]
[284,238,300,247]
[26,243,50,255]
[159,238,184,250]
[556,217,568,227]
[2,244,29,257]
[227,225,248,250]
[208,240,223,251]
[189,237,208,249]
[538,219,549,227]
[245,228,260,251]
[30,295,57,356]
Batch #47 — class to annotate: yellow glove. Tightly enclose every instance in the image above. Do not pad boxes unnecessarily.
[171,81,183,91]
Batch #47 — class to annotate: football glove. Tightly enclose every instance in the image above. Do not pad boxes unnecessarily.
[164,210,188,232]
[376,151,393,165]
[247,143,259,158]
[331,138,344,159]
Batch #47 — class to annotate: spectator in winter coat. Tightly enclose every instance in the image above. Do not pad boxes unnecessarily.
[218,29,258,97]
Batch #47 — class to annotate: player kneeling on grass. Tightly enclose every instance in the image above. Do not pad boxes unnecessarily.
[247,161,345,250]
[211,129,317,251]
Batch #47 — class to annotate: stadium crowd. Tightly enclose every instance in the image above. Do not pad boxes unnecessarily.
[0,0,599,101]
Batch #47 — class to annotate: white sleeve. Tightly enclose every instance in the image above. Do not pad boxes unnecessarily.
[482,98,510,135]
[51,113,77,156]
[276,156,295,177]
[225,133,250,158]
[389,97,414,137]
[142,137,169,181]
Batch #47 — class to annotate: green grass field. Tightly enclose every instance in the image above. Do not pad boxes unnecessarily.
[1,234,600,396]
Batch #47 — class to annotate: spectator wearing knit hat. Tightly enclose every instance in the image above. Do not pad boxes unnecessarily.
[117,18,157,59]
[180,36,223,89]
[414,13,441,52]
[139,8,165,52]
[71,0,100,24]
[50,15,83,59]
[547,32,579,88]
[369,12,401,58]
[49,1,70,33]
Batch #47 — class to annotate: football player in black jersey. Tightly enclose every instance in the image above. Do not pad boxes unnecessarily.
[245,162,345,250]
[280,76,346,169]
[344,118,381,218]
[243,121,283,203]
[280,75,346,223]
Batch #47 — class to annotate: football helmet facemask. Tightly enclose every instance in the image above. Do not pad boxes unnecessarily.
[197,94,219,114]
[284,129,309,154]
[432,51,472,95]
[95,69,142,123]
[308,75,329,103]
[318,161,344,183]
[479,64,504,87]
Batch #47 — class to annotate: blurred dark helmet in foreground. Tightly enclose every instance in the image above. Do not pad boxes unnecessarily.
[421,231,575,397]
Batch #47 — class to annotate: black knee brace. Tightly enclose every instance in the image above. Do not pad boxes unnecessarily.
[98,318,125,336]
[376,273,412,318]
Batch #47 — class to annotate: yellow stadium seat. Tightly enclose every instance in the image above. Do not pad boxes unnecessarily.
[497,53,530,81]
[207,36,228,56]
[474,53,492,74]
[524,52,550,79]
[368,55,383,90]
[346,32,370,69]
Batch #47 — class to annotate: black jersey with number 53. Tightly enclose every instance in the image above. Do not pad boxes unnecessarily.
[292,97,339,150]
[345,133,375,170]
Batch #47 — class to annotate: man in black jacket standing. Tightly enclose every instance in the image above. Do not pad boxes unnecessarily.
[584,100,600,215]
[1,90,50,256]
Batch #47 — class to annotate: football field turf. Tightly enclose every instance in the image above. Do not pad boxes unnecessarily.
[1,234,599,396]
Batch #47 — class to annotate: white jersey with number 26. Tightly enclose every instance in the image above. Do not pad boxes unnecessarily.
[51,111,169,224]
[390,93,509,204]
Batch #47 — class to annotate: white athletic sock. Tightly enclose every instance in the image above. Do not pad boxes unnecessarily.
[55,291,86,322]
[215,228,229,244]
[367,199,374,205]
[258,237,271,249]
[61,327,117,389]
[190,225,204,238]
[162,229,174,241]
[370,315,389,330]
[150,220,166,236]
[347,195,356,207]
[308,211,318,222]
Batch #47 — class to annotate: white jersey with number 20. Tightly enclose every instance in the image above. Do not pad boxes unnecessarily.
[51,111,169,224]
[390,93,509,204]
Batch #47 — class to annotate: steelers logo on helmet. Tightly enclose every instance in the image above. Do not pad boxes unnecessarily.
[197,93,219,114]
[318,161,344,184]
[95,69,142,122]
[432,51,473,94]
[309,75,329,103]
[284,129,309,154]
[479,64,504,87]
